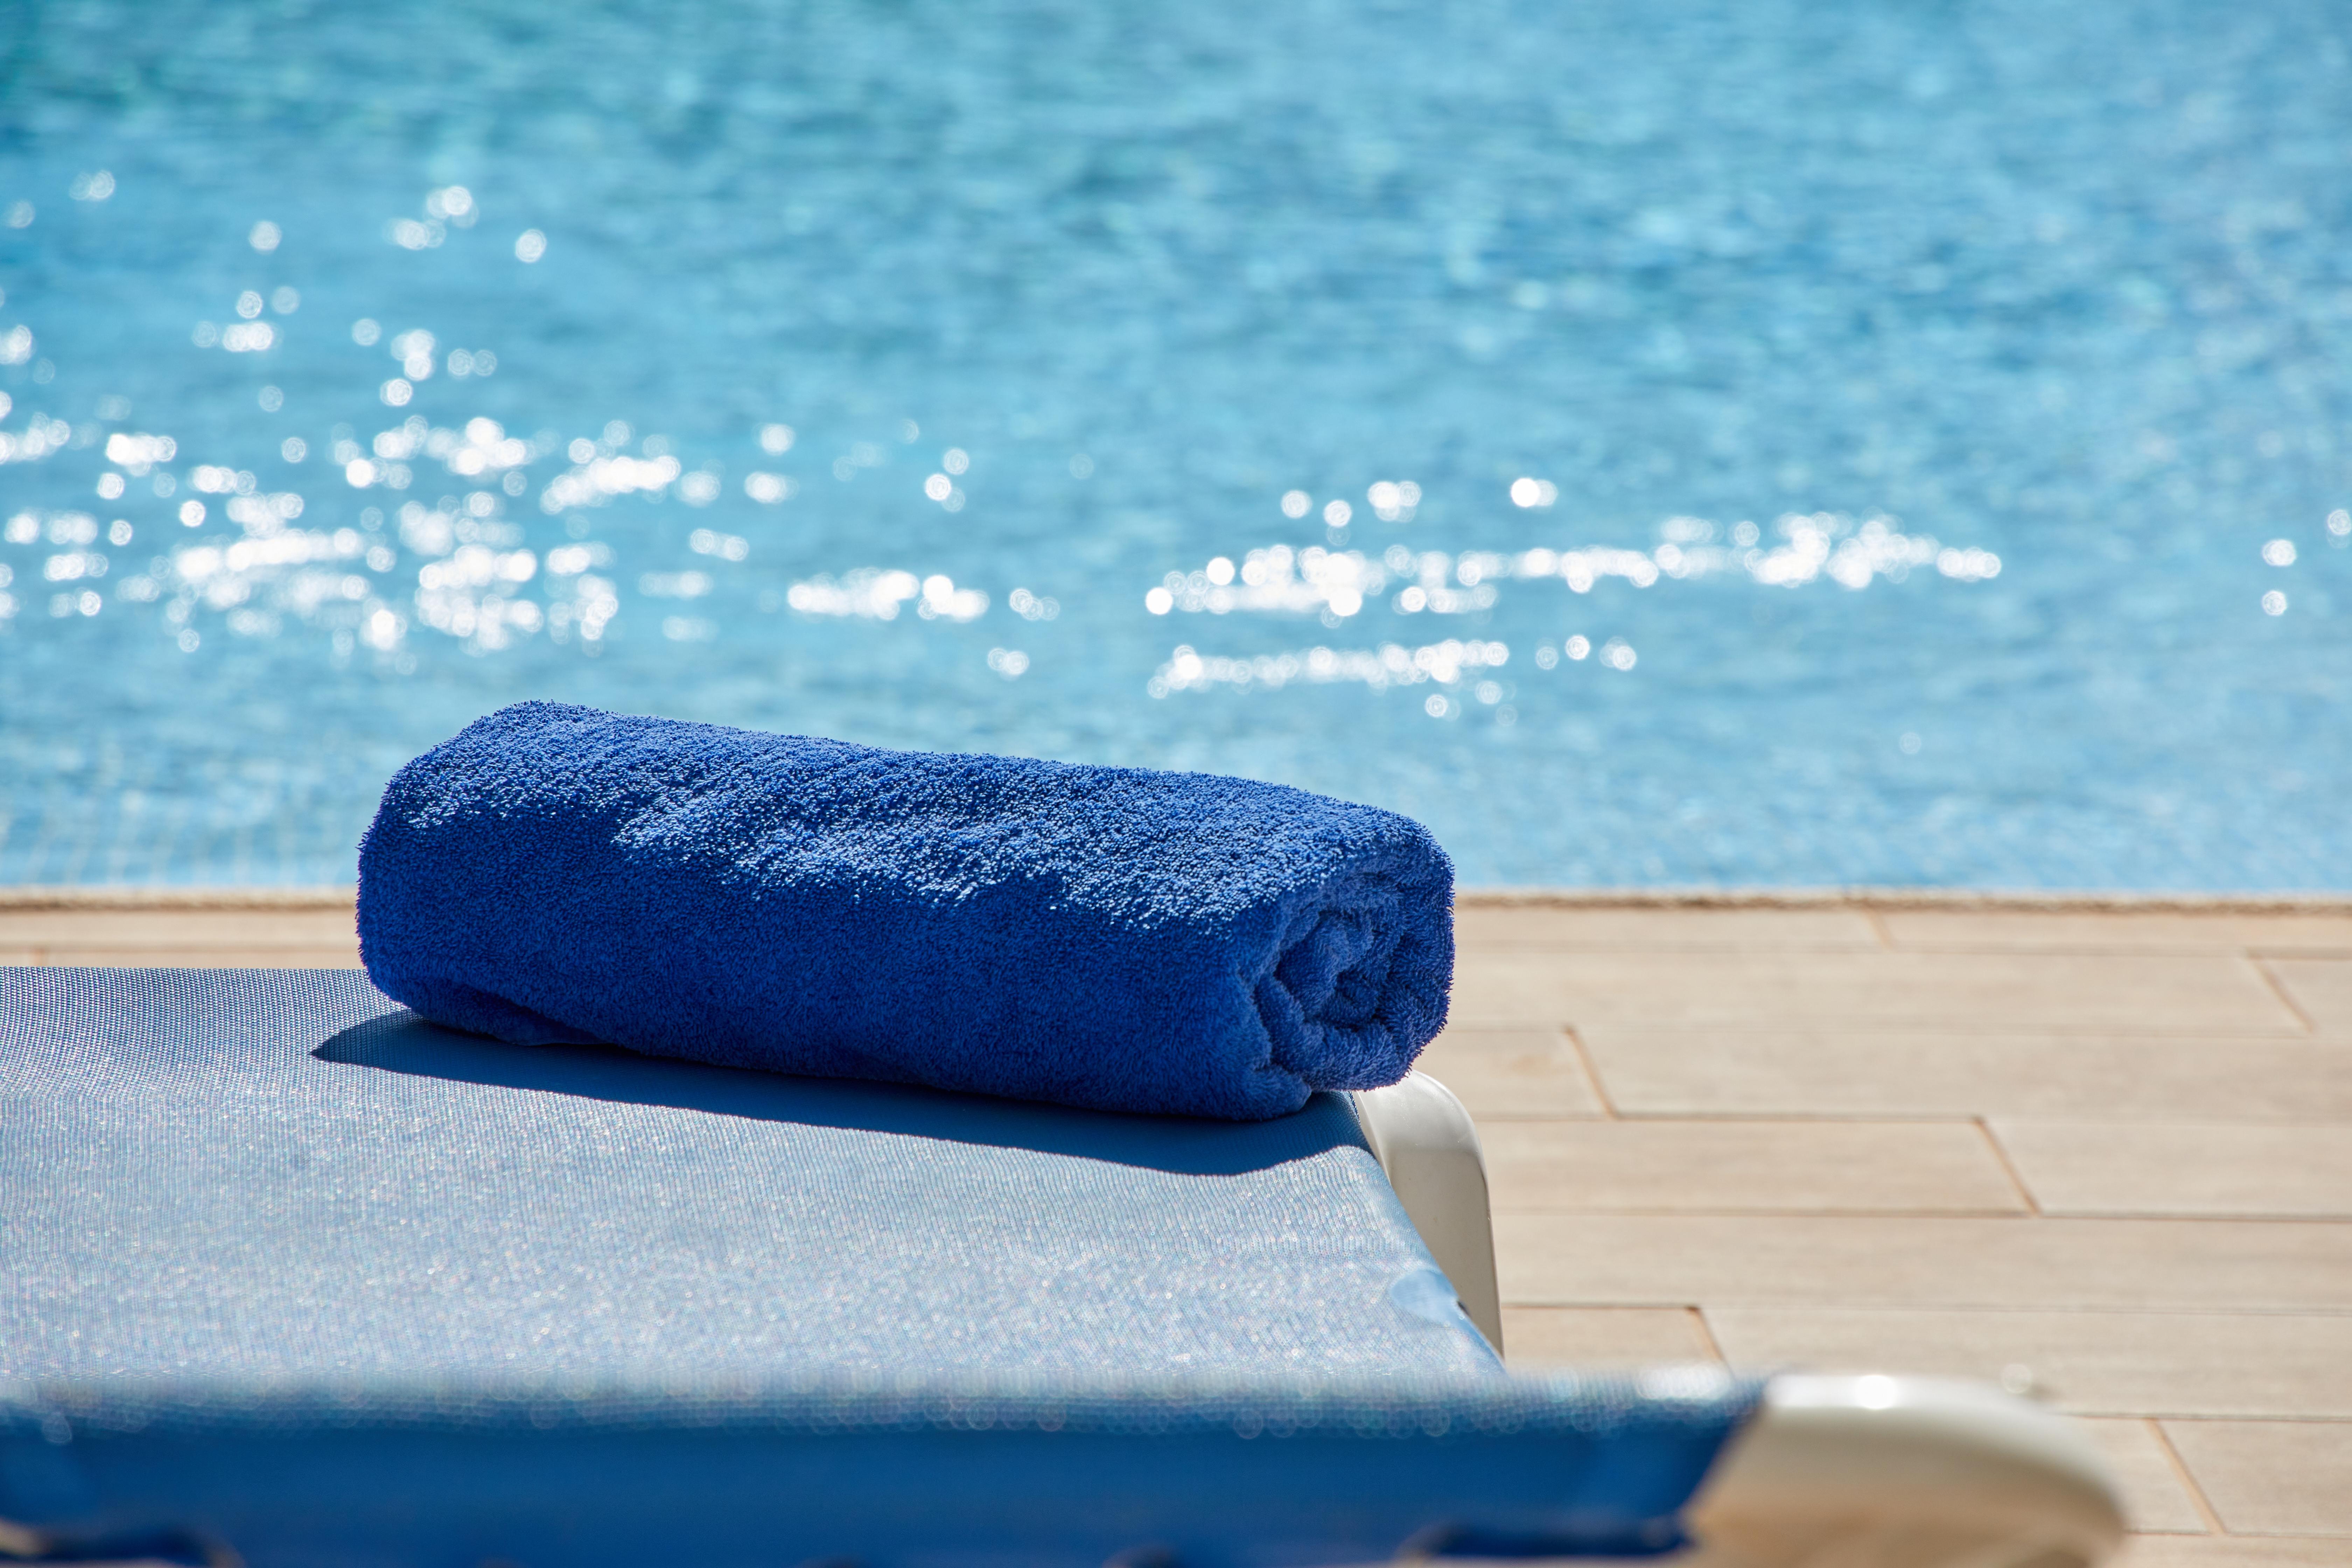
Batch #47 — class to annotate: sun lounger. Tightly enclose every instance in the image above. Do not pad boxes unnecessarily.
[0,968,2124,1565]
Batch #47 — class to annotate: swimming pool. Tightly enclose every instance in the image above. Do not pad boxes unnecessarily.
[2,0,2346,888]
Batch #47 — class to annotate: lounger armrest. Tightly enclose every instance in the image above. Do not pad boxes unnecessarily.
[1684,1374,2128,1568]
[1348,1071,1503,1354]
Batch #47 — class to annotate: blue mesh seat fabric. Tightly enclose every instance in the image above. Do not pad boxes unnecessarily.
[0,968,1761,1564]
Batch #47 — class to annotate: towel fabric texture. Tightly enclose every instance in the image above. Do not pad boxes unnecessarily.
[357,703,1453,1119]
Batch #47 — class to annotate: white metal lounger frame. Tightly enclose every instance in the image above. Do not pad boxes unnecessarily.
[1350,1074,2128,1568]
[1686,1373,2126,1568]
[1347,1072,1504,1353]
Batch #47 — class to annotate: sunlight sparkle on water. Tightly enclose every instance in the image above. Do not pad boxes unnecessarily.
[0,0,2346,889]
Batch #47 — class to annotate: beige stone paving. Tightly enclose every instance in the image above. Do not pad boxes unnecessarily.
[1877,910,2352,955]
[2119,1538,2352,1566]
[1447,897,2352,1564]
[1701,1308,2352,1419]
[1412,1027,1606,1118]
[1483,1118,2028,1214]
[7,891,2352,1562]
[2072,1419,2213,1536]
[2157,1421,2352,1537]
[2265,958,2352,1036]
[1992,1121,2352,1218]
[0,902,362,967]
[1574,1028,2352,1121]
[1499,1305,1720,1367]
[0,907,360,950]
[1452,904,1883,951]
[1454,948,2309,1034]
[1497,1212,2352,1311]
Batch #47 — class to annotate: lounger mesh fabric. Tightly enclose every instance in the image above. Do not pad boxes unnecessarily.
[2,968,1492,1376]
[0,969,1764,1563]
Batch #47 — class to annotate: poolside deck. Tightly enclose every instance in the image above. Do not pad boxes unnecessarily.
[6,889,2348,1563]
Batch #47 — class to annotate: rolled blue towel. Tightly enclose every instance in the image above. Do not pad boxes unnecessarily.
[357,702,1453,1120]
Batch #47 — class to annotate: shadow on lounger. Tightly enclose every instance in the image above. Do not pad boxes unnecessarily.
[314,1011,1363,1177]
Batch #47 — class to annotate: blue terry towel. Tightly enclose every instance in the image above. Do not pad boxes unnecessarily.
[357,702,1453,1120]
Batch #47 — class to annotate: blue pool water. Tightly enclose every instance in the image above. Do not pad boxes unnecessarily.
[1,0,2347,888]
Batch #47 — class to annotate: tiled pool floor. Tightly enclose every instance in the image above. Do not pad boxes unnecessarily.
[8,890,2350,1559]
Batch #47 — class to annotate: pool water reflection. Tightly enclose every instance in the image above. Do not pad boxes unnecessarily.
[0,0,2346,888]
